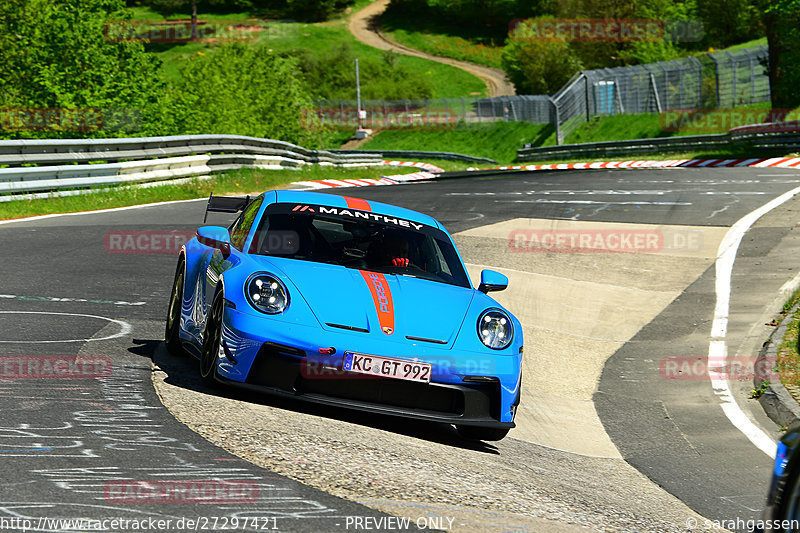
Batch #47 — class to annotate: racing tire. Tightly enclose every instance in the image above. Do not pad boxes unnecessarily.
[200,290,224,388]
[165,261,187,356]
[455,425,510,442]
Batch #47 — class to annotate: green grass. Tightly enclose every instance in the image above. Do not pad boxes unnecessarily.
[359,122,553,164]
[138,10,486,97]
[379,4,504,71]
[329,0,374,22]
[539,104,800,147]
[564,114,670,144]
[719,37,768,52]
[341,103,800,165]
[516,149,796,166]
[323,130,357,149]
[381,29,504,71]
[126,6,259,21]
[774,290,800,399]
[0,165,423,221]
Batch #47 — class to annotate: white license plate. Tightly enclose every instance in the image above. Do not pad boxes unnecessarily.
[342,352,432,383]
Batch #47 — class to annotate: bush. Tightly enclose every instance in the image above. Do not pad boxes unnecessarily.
[130,0,255,16]
[156,43,325,146]
[290,43,435,100]
[284,0,353,22]
[0,0,163,139]
[502,19,583,95]
[385,0,548,42]
[696,0,763,48]
[130,0,356,22]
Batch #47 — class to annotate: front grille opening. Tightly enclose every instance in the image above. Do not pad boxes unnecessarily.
[300,377,464,416]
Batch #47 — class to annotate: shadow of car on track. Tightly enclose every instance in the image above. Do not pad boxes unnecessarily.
[128,338,501,455]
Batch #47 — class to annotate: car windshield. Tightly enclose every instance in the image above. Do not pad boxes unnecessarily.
[250,203,471,288]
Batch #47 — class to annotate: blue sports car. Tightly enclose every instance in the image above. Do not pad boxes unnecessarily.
[165,190,523,441]
[763,422,800,531]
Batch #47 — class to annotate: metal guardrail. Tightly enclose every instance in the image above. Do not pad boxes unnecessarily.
[517,126,800,162]
[329,149,497,164]
[0,135,385,196]
[0,134,379,166]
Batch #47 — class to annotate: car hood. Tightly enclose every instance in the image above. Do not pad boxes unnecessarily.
[266,258,475,347]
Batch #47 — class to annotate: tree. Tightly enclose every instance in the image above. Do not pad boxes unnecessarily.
[695,0,761,48]
[502,19,583,94]
[133,0,198,39]
[289,43,434,100]
[757,0,800,109]
[159,43,325,146]
[0,0,163,138]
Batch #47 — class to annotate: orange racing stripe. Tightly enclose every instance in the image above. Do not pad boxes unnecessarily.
[359,270,394,335]
[344,197,372,212]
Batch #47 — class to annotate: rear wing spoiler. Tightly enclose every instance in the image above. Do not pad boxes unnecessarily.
[203,194,250,223]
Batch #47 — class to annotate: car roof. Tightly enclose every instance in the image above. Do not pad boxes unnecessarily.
[272,190,444,231]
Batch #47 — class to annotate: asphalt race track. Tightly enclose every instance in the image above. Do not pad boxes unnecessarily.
[2,166,800,532]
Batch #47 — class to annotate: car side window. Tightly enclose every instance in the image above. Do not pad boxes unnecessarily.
[230,197,263,252]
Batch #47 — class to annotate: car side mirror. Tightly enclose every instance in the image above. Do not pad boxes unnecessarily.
[478,269,508,293]
[197,226,231,257]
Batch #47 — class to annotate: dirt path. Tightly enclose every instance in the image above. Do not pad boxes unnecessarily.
[348,0,516,97]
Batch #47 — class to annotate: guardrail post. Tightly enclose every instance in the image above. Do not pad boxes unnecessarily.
[724,51,737,106]
[760,45,771,102]
[649,72,662,113]
[636,71,642,112]
[688,56,702,108]
[709,52,721,107]
[550,97,561,145]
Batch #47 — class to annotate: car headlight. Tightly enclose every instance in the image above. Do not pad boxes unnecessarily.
[477,310,513,350]
[246,273,289,314]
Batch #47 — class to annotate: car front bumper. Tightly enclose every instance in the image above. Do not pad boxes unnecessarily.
[215,307,521,427]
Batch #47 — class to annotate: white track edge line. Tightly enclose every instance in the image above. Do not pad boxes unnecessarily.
[709,185,800,458]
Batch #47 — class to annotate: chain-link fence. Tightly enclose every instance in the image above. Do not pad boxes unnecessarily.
[315,95,552,129]
[316,45,770,144]
[552,45,770,142]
